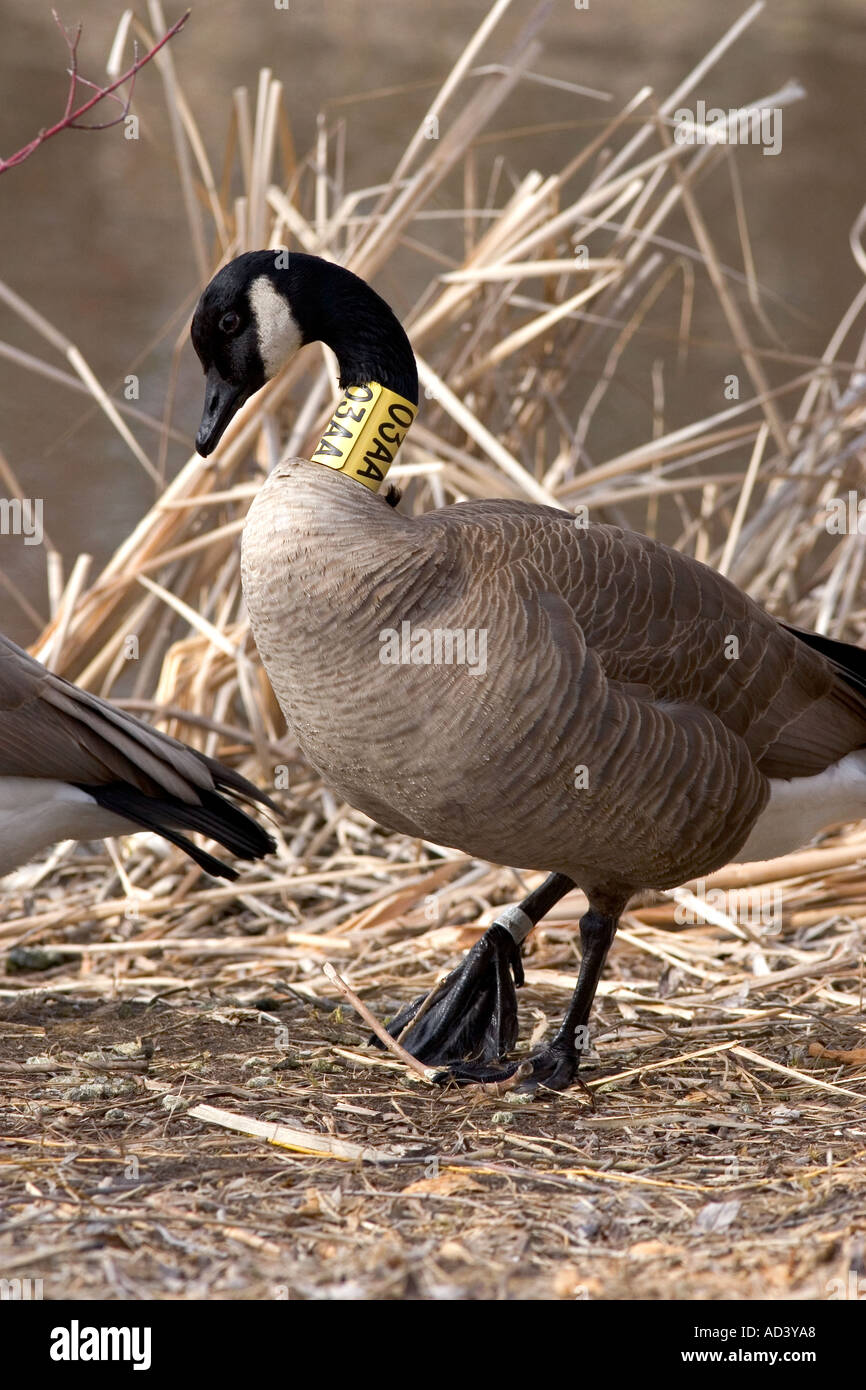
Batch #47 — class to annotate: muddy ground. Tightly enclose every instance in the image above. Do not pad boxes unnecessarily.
[3,925,864,1301]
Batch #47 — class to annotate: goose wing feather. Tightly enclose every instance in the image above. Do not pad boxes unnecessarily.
[0,634,275,810]
[424,502,866,781]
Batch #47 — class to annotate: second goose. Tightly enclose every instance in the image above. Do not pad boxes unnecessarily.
[192,250,866,1094]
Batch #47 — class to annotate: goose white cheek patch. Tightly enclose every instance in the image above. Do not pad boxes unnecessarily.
[249,275,303,379]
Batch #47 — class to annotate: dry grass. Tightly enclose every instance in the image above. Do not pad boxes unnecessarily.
[2,842,866,1299]
[1,1,866,1300]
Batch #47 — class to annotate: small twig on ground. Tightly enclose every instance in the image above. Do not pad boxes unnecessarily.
[477,1060,535,1094]
[809,1042,866,1066]
[322,960,437,1084]
[396,977,444,1045]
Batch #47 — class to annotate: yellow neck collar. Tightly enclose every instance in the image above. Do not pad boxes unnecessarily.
[310,382,417,492]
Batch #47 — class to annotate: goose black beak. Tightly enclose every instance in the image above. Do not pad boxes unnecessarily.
[196,369,250,456]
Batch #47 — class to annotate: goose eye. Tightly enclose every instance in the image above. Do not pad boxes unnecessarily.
[219,311,241,334]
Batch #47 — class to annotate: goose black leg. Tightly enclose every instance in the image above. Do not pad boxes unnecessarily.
[439,896,624,1095]
[378,873,576,1065]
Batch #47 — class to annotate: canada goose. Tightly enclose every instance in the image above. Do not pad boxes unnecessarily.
[0,633,277,880]
[192,250,866,1093]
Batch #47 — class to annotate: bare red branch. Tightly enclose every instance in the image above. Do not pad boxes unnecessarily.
[0,8,190,174]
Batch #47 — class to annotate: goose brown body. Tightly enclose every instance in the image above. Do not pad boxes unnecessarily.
[241,458,866,898]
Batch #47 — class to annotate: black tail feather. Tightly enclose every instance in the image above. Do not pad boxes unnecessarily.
[199,756,281,815]
[78,782,277,880]
[784,623,866,699]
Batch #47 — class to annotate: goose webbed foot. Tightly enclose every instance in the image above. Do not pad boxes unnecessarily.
[380,922,524,1065]
[436,1038,581,1095]
[433,900,625,1096]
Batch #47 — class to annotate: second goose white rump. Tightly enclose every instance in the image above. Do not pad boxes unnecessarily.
[734,749,866,864]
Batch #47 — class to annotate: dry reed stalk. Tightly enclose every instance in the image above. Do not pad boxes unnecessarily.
[187,1102,400,1162]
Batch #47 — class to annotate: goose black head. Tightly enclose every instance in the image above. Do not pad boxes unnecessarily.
[192,250,420,456]
[191,251,305,456]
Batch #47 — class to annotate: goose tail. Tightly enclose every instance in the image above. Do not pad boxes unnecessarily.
[80,779,277,881]
[783,623,866,701]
